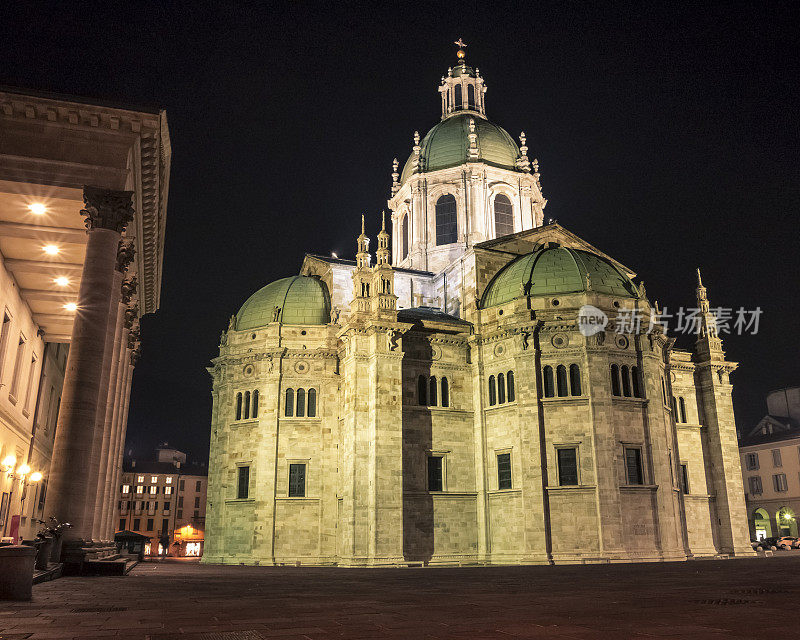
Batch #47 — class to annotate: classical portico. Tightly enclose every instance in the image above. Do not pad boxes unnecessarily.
[0,87,170,563]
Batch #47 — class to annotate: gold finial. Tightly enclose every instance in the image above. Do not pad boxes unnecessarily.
[361,214,365,235]
[381,210,386,231]
[454,38,467,60]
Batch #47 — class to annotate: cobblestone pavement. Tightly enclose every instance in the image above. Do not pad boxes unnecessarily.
[2,556,800,639]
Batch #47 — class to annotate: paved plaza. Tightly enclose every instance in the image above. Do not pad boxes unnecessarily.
[2,556,800,639]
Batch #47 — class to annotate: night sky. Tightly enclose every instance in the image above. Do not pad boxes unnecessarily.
[2,2,797,463]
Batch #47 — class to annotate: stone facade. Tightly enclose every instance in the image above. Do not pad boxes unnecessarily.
[204,53,752,566]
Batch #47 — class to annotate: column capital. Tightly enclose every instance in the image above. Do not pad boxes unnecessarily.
[82,186,134,233]
[116,240,136,273]
[121,276,138,305]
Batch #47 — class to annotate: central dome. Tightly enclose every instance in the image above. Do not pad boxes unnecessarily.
[481,245,640,308]
[401,113,520,182]
[236,276,330,329]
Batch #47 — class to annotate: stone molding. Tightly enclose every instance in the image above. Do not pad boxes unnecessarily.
[81,186,134,233]
[116,240,136,273]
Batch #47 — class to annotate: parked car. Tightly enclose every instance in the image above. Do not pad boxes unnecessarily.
[761,537,780,550]
[774,536,797,550]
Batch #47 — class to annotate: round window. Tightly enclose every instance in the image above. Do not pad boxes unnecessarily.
[552,299,560,307]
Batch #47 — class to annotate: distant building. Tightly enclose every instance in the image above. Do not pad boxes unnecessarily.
[117,444,207,557]
[740,387,800,541]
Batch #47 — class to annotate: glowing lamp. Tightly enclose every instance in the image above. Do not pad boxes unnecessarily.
[29,471,42,482]
[54,277,70,287]
[43,245,59,255]
[1,455,16,470]
[28,203,46,215]
[17,464,30,475]
[64,302,77,312]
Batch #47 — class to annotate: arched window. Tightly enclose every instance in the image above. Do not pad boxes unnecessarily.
[418,375,427,406]
[455,84,463,108]
[610,365,621,397]
[631,366,641,398]
[507,371,515,402]
[488,375,497,406]
[679,397,687,423]
[556,365,568,397]
[429,376,438,407]
[285,388,294,417]
[401,214,409,259]
[671,396,678,418]
[621,365,632,397]
[494,194,514,237]
[235,392,242,420]
[543,366,555,398]
[441,377,449,407]
[435,195,457,245]
[244,391,251,419]
[308,388,317,417]
[252,390,259,418]
[467,84,475,107]
[569,364,582,396]
[296,388,306,417]
[661,377,667,404]
[498,373,506,404]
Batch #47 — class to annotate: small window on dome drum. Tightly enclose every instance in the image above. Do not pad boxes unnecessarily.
[494,194,514,238]
[435,195,457,245]
[455,84,462,108]
[468,84,475,108]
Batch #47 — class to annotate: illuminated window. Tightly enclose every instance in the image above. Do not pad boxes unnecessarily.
[497,452,512,490]
[494,194,514,237]
[435,195,457,245]
[149,486,157,494]
[288,463,306,497]
[136,486,143,494]
[121,485,130,494]
[137,476,144,483]
[165,486,172,495]
[165,477,172,484]
[151,476,158,483]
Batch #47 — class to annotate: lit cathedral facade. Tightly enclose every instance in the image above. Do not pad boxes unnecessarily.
[203,51,753,566]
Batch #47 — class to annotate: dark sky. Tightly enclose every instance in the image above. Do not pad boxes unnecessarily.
[2,2,798,463]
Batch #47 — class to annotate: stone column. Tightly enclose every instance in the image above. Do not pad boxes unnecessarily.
[106,340,137,539]
[45,186,133,542]
[100,295,136,539]
[88,244,134,541]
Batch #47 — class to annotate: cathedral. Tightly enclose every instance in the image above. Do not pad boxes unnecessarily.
[203,48,753,566]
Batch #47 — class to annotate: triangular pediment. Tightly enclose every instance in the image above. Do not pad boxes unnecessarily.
[475,223,637,277]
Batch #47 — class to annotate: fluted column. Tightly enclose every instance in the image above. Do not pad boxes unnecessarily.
[101,301,136,538]
[90,257,134,541]
[107,344,137,537]
[45,186,134,542]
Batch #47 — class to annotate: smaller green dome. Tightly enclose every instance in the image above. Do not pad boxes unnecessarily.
[481,246,639,308]
[401,113,520,183]
[236,276,330,329]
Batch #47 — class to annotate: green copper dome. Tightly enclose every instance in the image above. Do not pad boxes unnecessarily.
[236,276,330,329]
[401,113,520,183]
[481,245,639,308]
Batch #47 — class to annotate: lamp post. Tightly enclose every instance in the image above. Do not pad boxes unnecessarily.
[1,456,43,538]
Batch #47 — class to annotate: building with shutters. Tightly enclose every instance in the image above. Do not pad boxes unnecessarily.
[204,48,752,566]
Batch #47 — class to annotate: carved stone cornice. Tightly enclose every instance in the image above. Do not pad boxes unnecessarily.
[116,240,136,273]
[81,186,134,233]
[127,326,140,349]
[130,346,141,366]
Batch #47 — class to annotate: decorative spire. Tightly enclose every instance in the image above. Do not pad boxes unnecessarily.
[391,158,400,194]
[694,267,723,354]
[356,214,370,269]
[454,38,468,62]
[439,41,486,119]
[411,131,422,173]
[516,131,531,172]
[376,211,390,266]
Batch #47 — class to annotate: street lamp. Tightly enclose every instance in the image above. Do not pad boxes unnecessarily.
[2,455,44,537]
